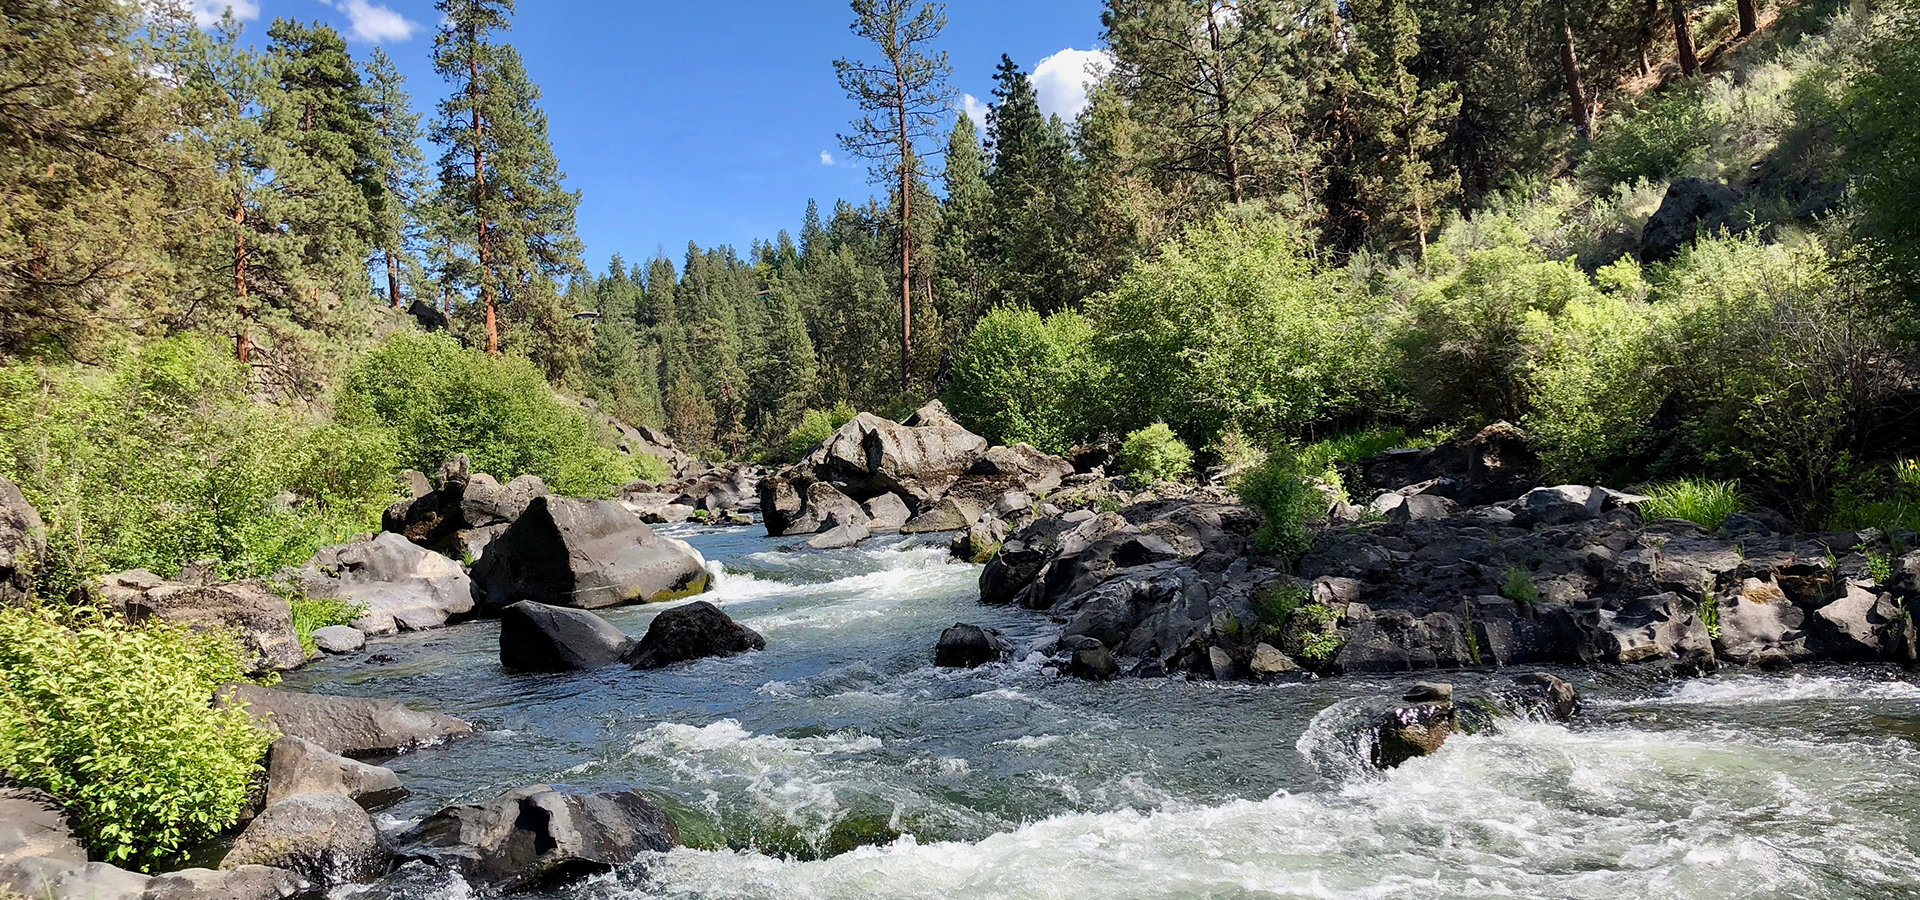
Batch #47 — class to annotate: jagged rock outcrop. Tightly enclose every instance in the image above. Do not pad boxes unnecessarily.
[217,683,471,758]
[0,476,46,608]
[399,786,676,893]
[624,601,765,670]
[1642,177,1745,263]
[472,497,708,611]
[298,532,475,636]
[498,601,635,672]
[94,571,305,674]
[1349,422,1539,508]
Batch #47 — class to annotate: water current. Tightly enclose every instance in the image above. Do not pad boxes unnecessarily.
[284,525,1920,900]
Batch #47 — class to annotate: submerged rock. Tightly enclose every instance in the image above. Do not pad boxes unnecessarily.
[473,497,709,611]
[934,623,1012,668]
[400,785,676,893]
[1370,686,1460,769]
[218,683,471,759]
[221,792,386,887]
[624,601,766,670]
[498,601,635,672]
[1507,673,1579,722]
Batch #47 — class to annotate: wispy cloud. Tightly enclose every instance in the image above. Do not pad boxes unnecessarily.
[159,0,258,28]
[820,151,835,166]
[1031,48,1112,122]
[320,0,421,42]
[960,93,989,130]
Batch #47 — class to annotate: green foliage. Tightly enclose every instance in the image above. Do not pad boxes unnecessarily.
[289,597,367,656]
[1088,213,1392,449]
[1867,551,1893,585]
[1525,286,1674,480]
[1585,87,1716,185]
[784,402,858,461]
[1296,428,1410,475]
[945,307,1104,454]
[1117,423,1192,484]
[1502,565,1539,604]
[339,331,636,496]
[1251,582,1306,634]
[1841,0,1920,293]
[1641,479,1746,529]
[1235,450,1318,565]
[0,336,397,596]
[1293,604,1344,665]
[1698,595,1723,641]
[0,607,272,869]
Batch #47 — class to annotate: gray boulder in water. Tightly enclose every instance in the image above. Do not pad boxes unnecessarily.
[473,497,709,611]
[400,785,676,893]
[221,792,386,887]
[934,623,1012,668]
[498,601,635,672]
[624,601,765,670]
[262,736,405,809]
[217,683,471,759]
[299,531,475,636]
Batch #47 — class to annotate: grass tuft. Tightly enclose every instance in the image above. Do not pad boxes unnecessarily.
[1640,479,1746,530]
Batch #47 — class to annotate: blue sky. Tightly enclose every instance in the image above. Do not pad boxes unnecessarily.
[189,0,1108,275]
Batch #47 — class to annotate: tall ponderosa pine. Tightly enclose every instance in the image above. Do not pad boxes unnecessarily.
[431,0,510,352]
[833,0,953,395]
[267,18,379,258]
[983,56,1086,312]
[365,48,429,309]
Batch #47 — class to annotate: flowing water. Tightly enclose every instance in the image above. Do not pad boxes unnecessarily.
[286,525,1920,900]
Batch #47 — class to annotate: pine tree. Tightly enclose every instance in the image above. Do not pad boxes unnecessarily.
[364,48,429,309]
[935,115,990,327]
[1331,0,1461,260]
[983,57,1087,311]
[266,18,379,259]
[430,0,514,353]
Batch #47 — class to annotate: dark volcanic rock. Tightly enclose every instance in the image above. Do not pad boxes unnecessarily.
[96,571,304,674]
[473,497,709,611]
[934,623,1012,668]
[0,475,45,608]
[221,792,386,887]
[0,777,83,865]
[1507,673,1580,722]
[624,601,766,670]
[1642,177,1744,263]
[499,601,636,672]
[218,683,471,759]
[1370,696,1459,768]
[400,786,676,893]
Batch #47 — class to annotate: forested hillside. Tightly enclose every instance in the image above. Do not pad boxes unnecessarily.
[3,0,1919,593]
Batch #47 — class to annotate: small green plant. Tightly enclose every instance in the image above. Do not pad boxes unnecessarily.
[1868,551,1893,585]
[1698,595,1722,641]
[289,598,366,656]
[1095,494,1126,515]
[1293,603,1344,664]
[1234,450,1318,565]
[1502,565,1540,604]
[0,606,274,869]
[1463,620,1483,666]
[1117,423,1194,484]
[783,401,858,460]
[1251,583,1306,635]
[1640,479,1746,530]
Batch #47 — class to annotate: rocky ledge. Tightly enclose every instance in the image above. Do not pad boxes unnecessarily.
[979,428,1919,682]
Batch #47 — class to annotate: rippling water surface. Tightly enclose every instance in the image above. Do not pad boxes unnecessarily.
[286,525,1920,900]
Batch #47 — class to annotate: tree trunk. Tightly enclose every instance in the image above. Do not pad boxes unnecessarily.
[1205,10,1244,205]
[1672,0,1700,76]
[234,203,250,364]
[897,88,912,396]
[386,247,404,308]
[1560,16,1594,139]
[1737,0,1758,35]
[471,28,498,355]
[1640,0,1659,75]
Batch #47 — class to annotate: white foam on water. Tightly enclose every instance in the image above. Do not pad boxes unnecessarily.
[1619,673,1920,706]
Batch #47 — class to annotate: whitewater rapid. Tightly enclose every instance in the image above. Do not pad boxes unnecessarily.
[294,525,1920,900]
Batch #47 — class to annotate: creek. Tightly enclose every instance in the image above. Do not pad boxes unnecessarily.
[285,524,1920,900]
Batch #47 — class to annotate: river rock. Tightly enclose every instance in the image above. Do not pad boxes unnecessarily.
[310,626,365,654]
[901,496,982,534]
[805,520,870,550]
[0,476,45,608]
[400,786,676,893]
[1810,582,1916,661]
[625,601,765,670]
[0,858,149,900]
[473,497,709,611]
[97,571,304,674]
[222,793,386,887]
[0,778,83,865]
[1517,485,1604,526]
[142,865,306,900]
[301,532,476,636]
[263,736,405,809]
[1248,643,1302,681]
[934,623,1011,668]
[1714,577,1809,664]
[1062,636,1119,681]
[459,473,549,529]
[217,683,471,758]
[1508,673,1579,722]
[800,412,989,501]
[969,444,1076,494]
[499,601,635,672]
[1370,697,1458,769]
[1353,422,1538,506]
[862,493,912,532]
[1368,492,1458,523]
[1580,593,1715,665]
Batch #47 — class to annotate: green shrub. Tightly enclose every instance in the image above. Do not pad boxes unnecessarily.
[1088,212,1393,450]
[1235,451,1318,565]
[289,598,367,656]
[339,332,636,496]
[1502,565,1540,604]
[0,336,398,595]
[1525,285,1675,480]
[783,402,858,461]
[945,307,1104,454]
[1118,423,1193,484]
[0,607,272,869]
[1296,428,1410,475]
[1585,86,1716,185]
[1251,582,1306,634]
[1641,479,1746,529]
[1841,0,1920,292]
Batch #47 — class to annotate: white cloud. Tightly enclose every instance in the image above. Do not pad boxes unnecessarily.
[1031,48,1112,122]
[820,151,835,166]
[163,0,258,28]
[320,0,420,42]
[960,93,989,130]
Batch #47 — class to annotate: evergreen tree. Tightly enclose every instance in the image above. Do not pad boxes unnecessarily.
[935,115,991,327]
[430,0,515,353]
[364,48,429,309]
[983,56,1087,311]
[266,18,379,258]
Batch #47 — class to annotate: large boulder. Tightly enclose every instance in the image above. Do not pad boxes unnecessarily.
[969,444,1076,494]
[934,623,1012,668]
[761,480,868,538]
[1641,177,1744,264]
[1516,485,1604,527]
[298,532,475,636]
[1578,593,1715,665]
[97,572,304,674]
[1370,686,1459,769]
[0,858,149,900]
[1810,582,1917,661]
[0,476,45,608]
[624,601,765,670]
[142,865,306,900]
[217,683,470,759]
[0,777,83,865]
[498,601,635,672]
[472,497,709,611]
[459,473,549,530]
[221,792,386,887]
[862,493,912,533]
[262,736,405,809]
[399,786,676,893]
[799,412,989,500]
[1714,577,1810,664]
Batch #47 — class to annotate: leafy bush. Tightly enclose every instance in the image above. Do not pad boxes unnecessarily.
[1117,423,1193,484]
[1235,450,1318,565]
[1251,582,1306,635]
[289,598,367,655]
[1585,86,1716,185]
[1641,479,1746,529]
[1088,212,1393,450]
[1296,428,1411,475]
[0,336,397,595]
[1525,284,1675,480]
[0,607,272,869]
[339,332,637,496]
[1841,0,1920,292]
[945,307,1105,454]
[783,402,858,461]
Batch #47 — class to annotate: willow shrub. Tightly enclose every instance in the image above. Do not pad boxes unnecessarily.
[1086,212,1391,452]
[339,331,638,496]
[0,607,271,869]
[0,336,397,594]
[1524,261,1676,481]
[945,307,1104,454]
